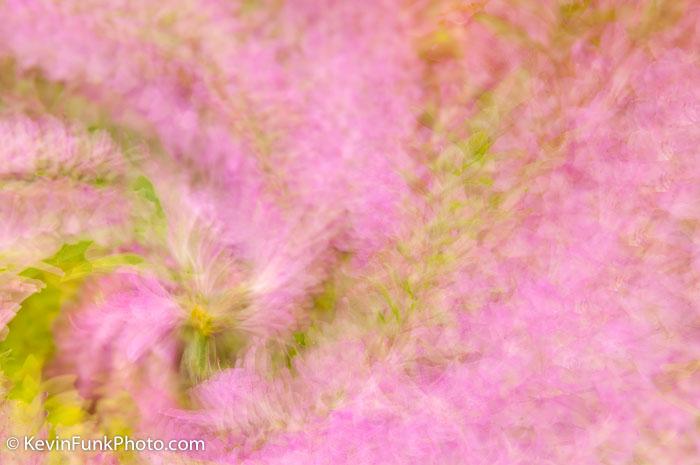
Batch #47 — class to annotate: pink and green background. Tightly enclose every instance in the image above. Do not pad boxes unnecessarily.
[0,0,699,463]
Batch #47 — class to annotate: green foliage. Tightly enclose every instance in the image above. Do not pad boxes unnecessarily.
[312,280,337,319]
[61,253,143,282]
[45,392,85,427]
[132,174,168,241]
[1,242,92,391]
[179,327,247,385]
[0,240,142,417]
[133,175,165,217]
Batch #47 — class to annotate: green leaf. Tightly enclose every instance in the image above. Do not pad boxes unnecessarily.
[1,242,95,399]
[133,175,165,218]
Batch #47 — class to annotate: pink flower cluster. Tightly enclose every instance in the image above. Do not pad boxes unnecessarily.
[1,1,699,464]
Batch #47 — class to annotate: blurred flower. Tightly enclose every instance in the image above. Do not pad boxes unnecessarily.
[1,0,699,464]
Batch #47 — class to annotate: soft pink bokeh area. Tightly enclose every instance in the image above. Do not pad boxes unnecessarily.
[1,1,699,464]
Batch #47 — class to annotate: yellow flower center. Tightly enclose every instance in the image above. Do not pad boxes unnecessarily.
[189,304,214,337]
